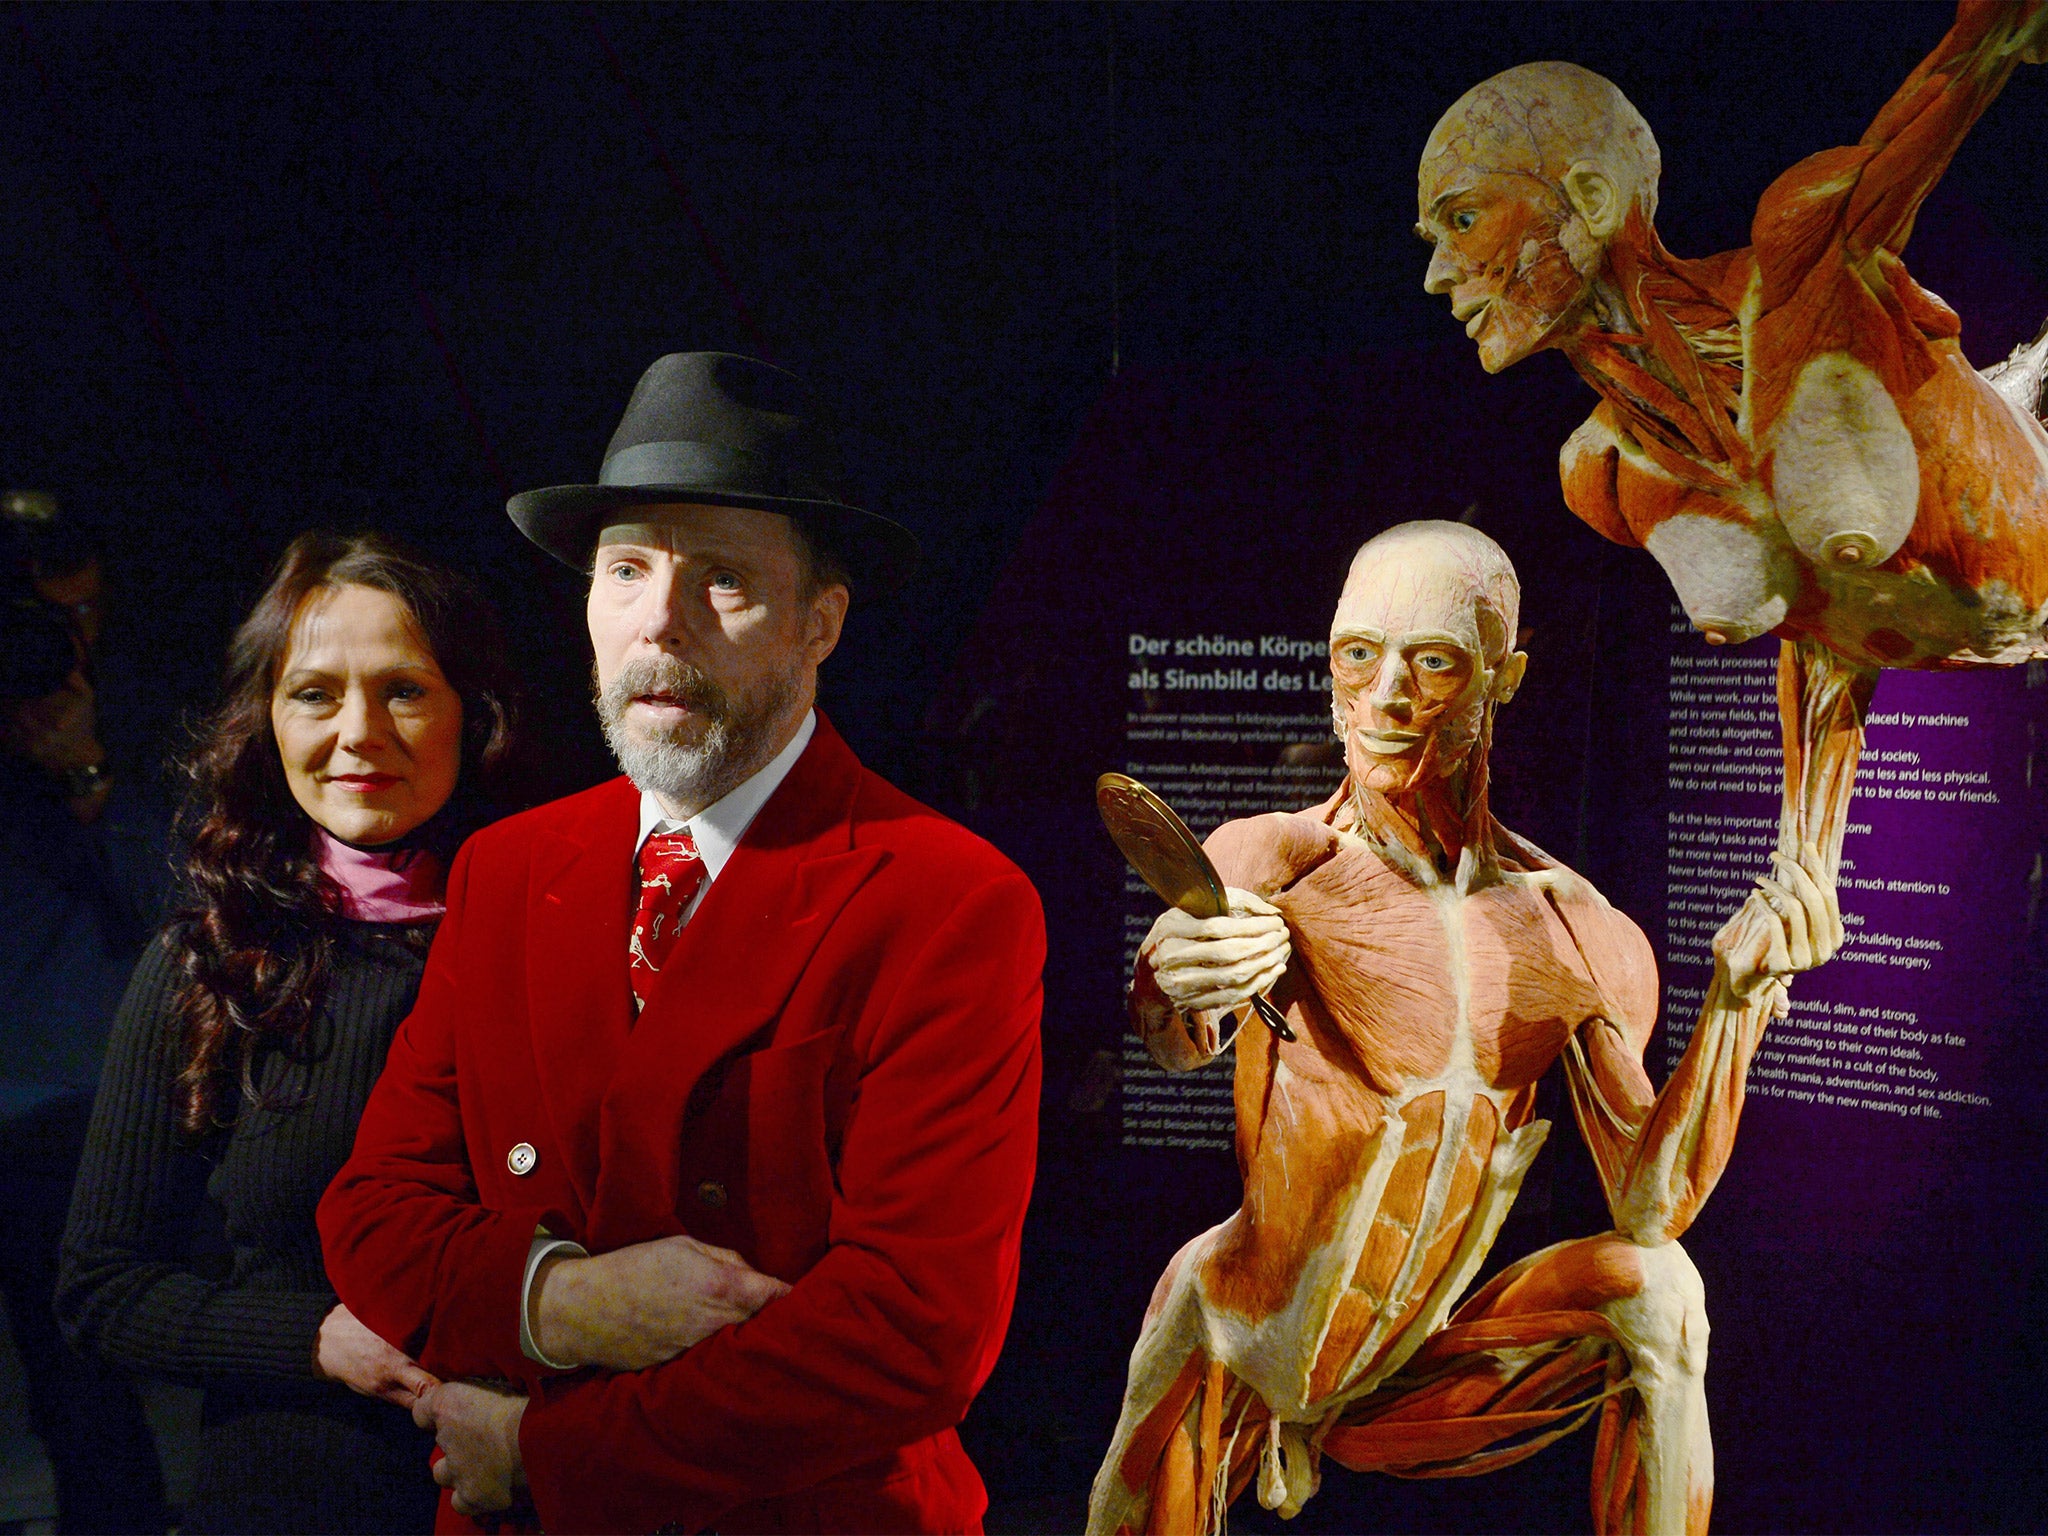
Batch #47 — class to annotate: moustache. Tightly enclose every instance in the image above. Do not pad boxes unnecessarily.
[601,656,734,722]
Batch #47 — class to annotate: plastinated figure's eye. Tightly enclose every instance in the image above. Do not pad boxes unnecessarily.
[1454,210,1477,233]
[1416,652,1453,671]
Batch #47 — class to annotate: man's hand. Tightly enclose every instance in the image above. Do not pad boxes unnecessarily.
[1140,887,1291,1016]
[314,1303,438,1408]
[1713,842,1843,1009]
[532,1234,790,1372]
[415,1380,526,1519]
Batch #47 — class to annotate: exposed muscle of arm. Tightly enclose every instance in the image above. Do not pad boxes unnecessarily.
[1607,975,1775,1247]
[1756,1,2042,275]
[1560,1014,1655,1213]
[1549,883,1773,1247]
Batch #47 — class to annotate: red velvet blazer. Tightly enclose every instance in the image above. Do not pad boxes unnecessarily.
[317,715,1045,1534]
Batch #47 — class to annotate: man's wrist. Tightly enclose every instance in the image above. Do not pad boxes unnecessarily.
[504,1395,529,1490]
[530,1254,580,1366]
[521,1237,589,1370]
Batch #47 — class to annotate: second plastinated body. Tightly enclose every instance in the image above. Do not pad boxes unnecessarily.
[1090,523,1838,1536]
[1417,0,2048,886]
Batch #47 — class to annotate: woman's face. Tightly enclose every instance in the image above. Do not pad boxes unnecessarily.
[270,583,464,846]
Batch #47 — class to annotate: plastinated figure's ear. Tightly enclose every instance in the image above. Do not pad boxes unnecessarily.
[1561,161,1624,240]
[1494,650,1529,705]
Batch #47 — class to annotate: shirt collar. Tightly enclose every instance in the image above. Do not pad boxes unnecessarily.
[634,708,817,879]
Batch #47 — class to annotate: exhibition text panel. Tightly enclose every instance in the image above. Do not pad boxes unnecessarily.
[1662,607,2040,1123]
[1118,631,1342,1150]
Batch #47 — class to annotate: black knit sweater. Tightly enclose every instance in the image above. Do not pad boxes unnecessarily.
[58,921,441,1535]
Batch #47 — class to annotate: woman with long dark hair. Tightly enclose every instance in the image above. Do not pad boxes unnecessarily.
[58,531,521,1534]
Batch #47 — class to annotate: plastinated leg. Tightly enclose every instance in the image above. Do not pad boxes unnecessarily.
[1587,1240,1711,1536]
[1320,1232,1710,1536]
[1090,1233,1276,1536]
[1090,1339,1277,1536]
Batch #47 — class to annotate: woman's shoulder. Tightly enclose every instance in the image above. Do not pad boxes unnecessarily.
[132,914,403,1017]
[96,922,200,1083]
[127,919,194,996]
[331,919,433,976]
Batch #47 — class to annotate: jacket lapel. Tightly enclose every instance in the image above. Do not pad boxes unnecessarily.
[589,715,887,1245]
[525,779,641,1225]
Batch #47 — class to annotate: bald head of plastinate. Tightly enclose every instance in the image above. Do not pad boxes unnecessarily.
[1416,61,1660,371]
[1329,521,1526,796]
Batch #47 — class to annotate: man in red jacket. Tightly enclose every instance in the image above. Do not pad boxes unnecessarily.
[318,352,1046,1534]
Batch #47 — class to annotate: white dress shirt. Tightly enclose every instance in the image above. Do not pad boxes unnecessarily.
[632,708,817,918]
[519,708,817,1367]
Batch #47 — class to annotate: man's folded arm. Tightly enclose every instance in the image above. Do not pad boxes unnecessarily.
[519,869,1046,1536]
[317,844,569,1393]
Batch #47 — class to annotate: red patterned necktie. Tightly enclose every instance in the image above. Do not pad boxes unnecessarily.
[629,828,707,1009]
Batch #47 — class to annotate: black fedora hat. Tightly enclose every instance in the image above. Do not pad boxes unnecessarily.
[507,352,918,594]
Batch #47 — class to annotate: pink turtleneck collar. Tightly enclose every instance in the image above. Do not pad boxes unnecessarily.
[315,829,447,923]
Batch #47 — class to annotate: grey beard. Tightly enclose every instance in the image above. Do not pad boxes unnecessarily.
[595,655,800,811]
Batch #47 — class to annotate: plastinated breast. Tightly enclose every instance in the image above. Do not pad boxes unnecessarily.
[1644,512,1800,645]
[1770,351,1921,571]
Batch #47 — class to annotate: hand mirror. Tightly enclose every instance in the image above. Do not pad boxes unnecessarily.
[1094,772,1295,1041]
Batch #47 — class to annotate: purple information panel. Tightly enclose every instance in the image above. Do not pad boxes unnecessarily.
[1637,606,2048,1534]
[1662,617,2042,1126]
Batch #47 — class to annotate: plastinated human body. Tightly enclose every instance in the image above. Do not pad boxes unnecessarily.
[1417,0,2048,885]
[1089,523,1838,1536]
